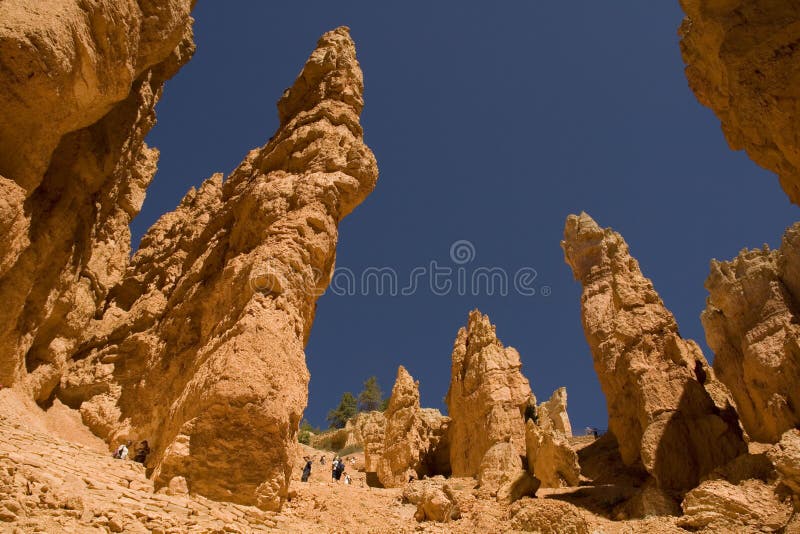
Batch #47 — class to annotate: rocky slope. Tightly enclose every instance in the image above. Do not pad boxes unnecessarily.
[562,212,747,492]
[679,1,800,205]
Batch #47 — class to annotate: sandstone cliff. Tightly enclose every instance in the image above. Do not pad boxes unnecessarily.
[377,366,450,487]
[0,0,195,401]
[562,212,746,492]
[678,1,800,205]
[702,223,800,443]
[446,310,533,479]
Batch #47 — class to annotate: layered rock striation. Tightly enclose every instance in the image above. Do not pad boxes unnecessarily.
[678,1,800,205]
[702,223,800,443]
[562,212,746,492]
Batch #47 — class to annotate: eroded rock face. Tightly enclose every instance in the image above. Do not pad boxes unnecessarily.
[561,212,746,492]
[538,387,573,437]
[678,479,791,531]
[377,366,451,488]
[446,310,533,478]
[32,26,377,512]
[525,419,580,488]
[702,224,800,443]
[678,1,800,205]
[0,0,195,400]
[768,429,800,497]
[349,411,386,473]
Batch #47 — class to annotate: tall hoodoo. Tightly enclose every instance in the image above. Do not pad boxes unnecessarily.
[702,223,800,443]
[562,212,746,491]
[377,366,450,487]
[678,1,800,205]
[2,24,377,512]
[446,310,533,478]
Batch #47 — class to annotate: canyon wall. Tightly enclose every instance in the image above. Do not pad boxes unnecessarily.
[0,0,195,400]
[562,212,746,492]
[679,0,800,205]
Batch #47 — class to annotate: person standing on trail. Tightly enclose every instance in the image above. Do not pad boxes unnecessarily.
[334,457,345,482]
[331,457,338,482]
[113,440,131,460]
[301,456,312,482]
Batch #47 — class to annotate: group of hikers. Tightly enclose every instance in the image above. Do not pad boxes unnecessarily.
[112,440,150,465]
[301,454,355,484]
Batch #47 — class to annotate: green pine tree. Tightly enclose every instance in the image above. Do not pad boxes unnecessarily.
[326,392,357,429]
[357,376,384,412]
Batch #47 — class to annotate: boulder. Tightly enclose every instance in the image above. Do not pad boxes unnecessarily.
[402,479,461,523]
[679,479,792,531]
[561,212,746,492]
[508,498,590,534]
[702,225,800,443]
[446,310,534,478]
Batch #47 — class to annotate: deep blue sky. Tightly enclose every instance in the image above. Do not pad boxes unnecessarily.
[137,2,798,432]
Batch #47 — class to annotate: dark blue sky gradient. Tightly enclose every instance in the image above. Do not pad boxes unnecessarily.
[136,2,798,431]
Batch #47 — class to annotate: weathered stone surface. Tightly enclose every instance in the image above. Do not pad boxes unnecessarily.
[446,310,533,478]
[702,224,800,443]
[495,469,540,505]
[349,411,386,473]
[377,367,450,487]
[402,479,461,522]
[562,212,746,491]
[538,387,572,437]
[44,26,376,512]
[476,442,524,495]
[0,0,195,399]
[508,498,590,534]
[678,1,800,205]
[678,479,792,531]
[768,429,800,496]
[525,420,580,488]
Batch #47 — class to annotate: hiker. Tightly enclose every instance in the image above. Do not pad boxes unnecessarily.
[133,440,150,464]
[301,456,312,482]
[113,440,131,460]
[343,473,351,485]
[331,457,339,481]
[334,458,345,481]
[320,456,326,466]
[349,456,355,466]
